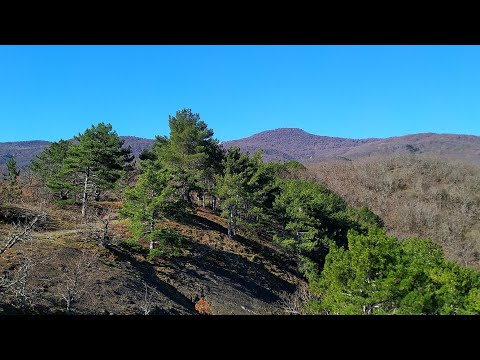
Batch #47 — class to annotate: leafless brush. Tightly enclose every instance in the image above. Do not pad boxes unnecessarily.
[56,249,99,313]
[0,246,52,312]
[278,283,312,315]
[86,206,115,246]
[0,210,47,255]
[138,282,155,315]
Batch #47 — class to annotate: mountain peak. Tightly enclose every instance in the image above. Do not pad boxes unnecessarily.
[246,128,315,141]
[255,128,310,135]
[223,128,480,164]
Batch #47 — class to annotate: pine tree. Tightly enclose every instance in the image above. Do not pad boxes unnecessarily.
[121,164,183,249]
[216,147,282,238]
[216,147,251,237]
[2,157,20,203]
[63,123,133,217]
[155,109,223,205]
[272,179,347,259]
[307,228,480,315]
[140,109,224,210]
[31,140,74,200]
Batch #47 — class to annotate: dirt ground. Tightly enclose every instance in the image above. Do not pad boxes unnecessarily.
[0,204,304,315]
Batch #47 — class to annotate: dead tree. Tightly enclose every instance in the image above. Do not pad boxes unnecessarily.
[92,206,115,246]
[0,249,51,312]
[56,250,98,313]
[8,254,37,311]
[0,211,47,255]
[139,282,155,315]
[277,283,312,315]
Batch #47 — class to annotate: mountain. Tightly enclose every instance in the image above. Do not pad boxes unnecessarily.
[223,128,480,164]
[0,140,51,170]
[2,128,480,171]
[0,136,155,170]
[117,136,155,159]
[223,128,378,161]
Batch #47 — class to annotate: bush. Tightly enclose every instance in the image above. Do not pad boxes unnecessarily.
[195,299,212,315]
[146,229,189,259]
[147,248,163,261]
[55,198,76,206]
[121,239,145,253]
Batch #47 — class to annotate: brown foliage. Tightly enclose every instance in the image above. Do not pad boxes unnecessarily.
[307,154,480,267]
[195,298,212,315]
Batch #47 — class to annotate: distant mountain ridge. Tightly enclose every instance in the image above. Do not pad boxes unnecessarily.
[1,128,480,171]
[223,128,480,164]
[0,137,155,170]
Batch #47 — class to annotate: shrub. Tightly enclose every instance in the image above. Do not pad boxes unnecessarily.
[147,248,163,261]
[146,229,189,259]
[195,298,212,315]
[121,239,145,253]
[55,198,76,206]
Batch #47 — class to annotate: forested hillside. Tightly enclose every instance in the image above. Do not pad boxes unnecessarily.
[1,110,479,315]
[224,128,480,164]
[308,156,480,267]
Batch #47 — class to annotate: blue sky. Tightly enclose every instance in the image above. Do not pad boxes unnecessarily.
[0,45,479,142]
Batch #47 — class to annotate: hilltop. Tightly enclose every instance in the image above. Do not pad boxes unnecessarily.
[223,128,480,164]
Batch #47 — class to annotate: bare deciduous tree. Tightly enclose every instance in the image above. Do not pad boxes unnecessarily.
[0,209,47,255]
[55,249,98,313]
[277,282,312,315]
[138,282,155,315]
[0,247,52,312]
[91,206,115,247]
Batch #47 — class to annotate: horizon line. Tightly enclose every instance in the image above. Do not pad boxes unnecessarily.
[1,128,479,144]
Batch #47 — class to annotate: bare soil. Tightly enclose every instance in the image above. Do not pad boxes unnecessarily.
[0,204,304,315]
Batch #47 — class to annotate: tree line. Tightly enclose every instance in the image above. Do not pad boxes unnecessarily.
[11,108,480,314]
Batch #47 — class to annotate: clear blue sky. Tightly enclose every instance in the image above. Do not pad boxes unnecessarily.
[0,45,479,142]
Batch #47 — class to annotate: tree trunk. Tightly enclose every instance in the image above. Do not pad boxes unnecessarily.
[202,193,205,208]
[149,214,155,250]
[197,193,201,207]
[227,205,232,238]
[232,209,237,237]
[81,169,89,217]
[212,196,216,212]
[101,222,108,246]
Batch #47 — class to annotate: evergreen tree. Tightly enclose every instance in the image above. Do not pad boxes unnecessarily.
[216,147,251,237]
[154,109,223,204]
[307,228,480,315]
[273,179,347,257]
[2,157,20,203]
[121,164,183,249]
[140,109,224,210]
[63,123,133,217]
[216,148,284,237]
[31,140,74,200]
